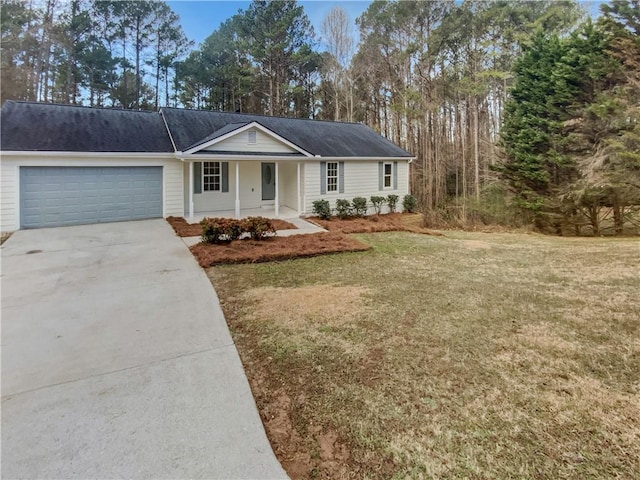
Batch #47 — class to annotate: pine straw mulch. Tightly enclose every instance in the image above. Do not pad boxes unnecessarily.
[309,212,444,236]
[166,216,297,237]
[190,232,371,267]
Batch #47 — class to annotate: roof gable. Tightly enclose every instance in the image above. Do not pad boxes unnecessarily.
[185,121,311,156]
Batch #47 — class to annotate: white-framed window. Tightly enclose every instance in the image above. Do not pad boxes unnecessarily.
[248,130,257,144]
[203,161,221,191]
[327,161,338,192]
[384,162,393,188]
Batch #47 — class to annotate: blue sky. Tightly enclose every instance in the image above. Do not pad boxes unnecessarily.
[167,1,607,49]
[167,1,372,48]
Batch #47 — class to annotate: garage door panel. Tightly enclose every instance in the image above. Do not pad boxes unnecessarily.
[20,167,163,228]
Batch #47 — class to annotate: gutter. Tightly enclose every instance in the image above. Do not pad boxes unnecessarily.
[1,151,177,159]
[176,154,415,162]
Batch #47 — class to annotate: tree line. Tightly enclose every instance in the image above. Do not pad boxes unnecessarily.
[1,0,638,234]
[1,0,191,109]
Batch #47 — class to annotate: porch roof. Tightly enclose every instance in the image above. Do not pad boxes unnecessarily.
[161,108,413,158]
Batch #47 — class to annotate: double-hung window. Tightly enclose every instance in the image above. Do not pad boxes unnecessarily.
[384,162,392,188]
[203,161,221,191]
[327,162,338,192]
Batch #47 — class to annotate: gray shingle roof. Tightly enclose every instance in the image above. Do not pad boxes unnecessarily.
[0,101,413,158]
[161,108,412,157]
[1,101,174,152]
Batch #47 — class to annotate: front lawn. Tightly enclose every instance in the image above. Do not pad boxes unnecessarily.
[209,231,640,479]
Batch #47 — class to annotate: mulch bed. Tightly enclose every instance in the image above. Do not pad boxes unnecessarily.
[309,213,443,236]
[166,216,297,237]
[190,232,371,267]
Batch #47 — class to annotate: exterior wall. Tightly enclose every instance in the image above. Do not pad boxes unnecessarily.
[187,161,262,213]
[304,160,410,215]
[202,128,298,154]
[278,161,300,211]
[0,154,183,232]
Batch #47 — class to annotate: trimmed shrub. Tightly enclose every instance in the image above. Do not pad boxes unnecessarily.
[403,194,417,213]
[243,216,276,240]
[312,199,331,220]
[335,199,352,219]
[387,194,399,213]
[201,217,243,244]
[224,220,244,241]
[370,196,386,215]
[352,197,368,217]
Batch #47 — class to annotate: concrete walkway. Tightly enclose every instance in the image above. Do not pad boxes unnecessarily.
[1,220,288,479]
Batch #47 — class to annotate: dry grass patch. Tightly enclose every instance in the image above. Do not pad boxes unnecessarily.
[190,232,370,267]
[166,216,297,237]
[209,231,640,479]
[0,232,12,245]
[244,285,370,330]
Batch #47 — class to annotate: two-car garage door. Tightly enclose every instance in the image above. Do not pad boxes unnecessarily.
[20,166,163,229]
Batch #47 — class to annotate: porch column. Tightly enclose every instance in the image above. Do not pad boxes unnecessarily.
[297,161,301,215]
[275,161,279,218]
[188,161,194,219]
[235,161,240,218]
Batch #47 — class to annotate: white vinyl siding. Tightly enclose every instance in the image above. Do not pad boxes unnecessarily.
[163,160,184,218]
[305,160,409,215]
[0,155,183,232]
[278,162,300,211]
[202,128,299,154]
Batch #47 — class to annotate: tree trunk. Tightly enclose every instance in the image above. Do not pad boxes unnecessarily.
[589,205,600,236]
[135,16,141,109]
[613,197,623,236]
[473,96,480,200]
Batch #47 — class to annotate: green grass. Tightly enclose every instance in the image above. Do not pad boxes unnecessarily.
[209,231,640,479]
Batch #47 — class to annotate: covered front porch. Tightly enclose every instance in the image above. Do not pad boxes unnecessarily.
[182,159,306,220]
[185,205,299,223]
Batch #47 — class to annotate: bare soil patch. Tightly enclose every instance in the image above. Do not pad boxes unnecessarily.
[310,212,443,235]
[190,232,370,267]
[209,232,640,479]
[166,216,297,237]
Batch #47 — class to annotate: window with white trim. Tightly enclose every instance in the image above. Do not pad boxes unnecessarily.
[327,162,338,192]
[248,130,257,144]
[384,162,392,188]
[203,161,221,191]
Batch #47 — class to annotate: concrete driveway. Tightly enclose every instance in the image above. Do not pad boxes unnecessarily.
[1,220,288,479]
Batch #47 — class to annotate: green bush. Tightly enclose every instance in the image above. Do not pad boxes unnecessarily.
[312,199,331,220]
[224,220,244,241]
[242,216,276,240]
[387,194,399,213]
[352,197,368,216]
[335,199,352,219]
[402,194,417,213]
[370,196,386,215]
[200,216,275,243]
[201,217,244,244]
